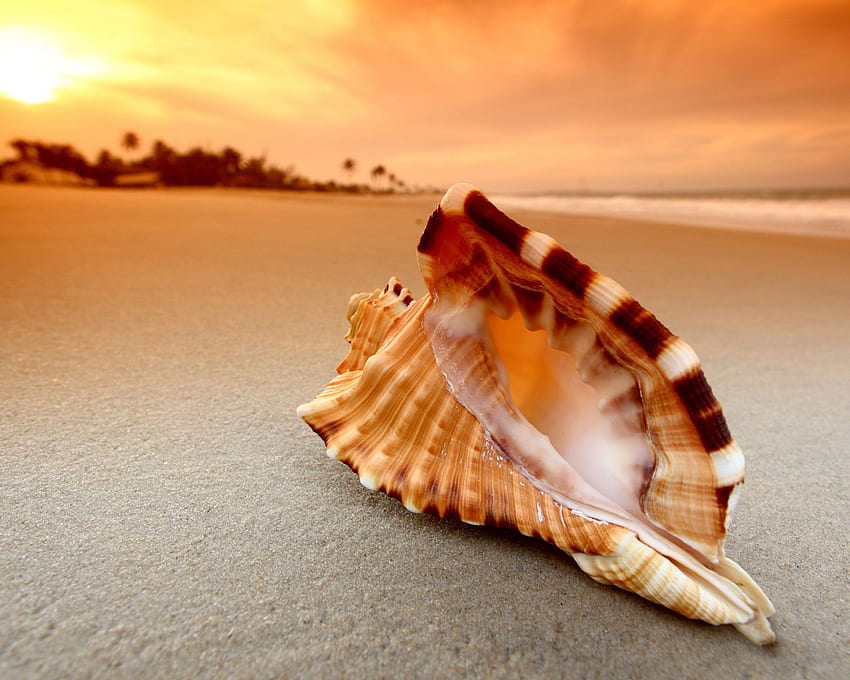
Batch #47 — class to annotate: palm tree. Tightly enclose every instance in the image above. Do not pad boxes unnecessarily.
[370,164,386,191]
[121,131,140,158]
[342,157,356,181]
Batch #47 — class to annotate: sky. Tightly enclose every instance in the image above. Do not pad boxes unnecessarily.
[1,0,849,193]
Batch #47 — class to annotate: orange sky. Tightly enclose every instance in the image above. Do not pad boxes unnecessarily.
[1,0,849,192]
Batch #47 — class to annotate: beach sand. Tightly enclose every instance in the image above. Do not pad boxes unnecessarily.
[1,184,847,678]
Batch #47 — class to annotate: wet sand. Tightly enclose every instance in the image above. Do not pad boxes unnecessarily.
[1,184,848,678]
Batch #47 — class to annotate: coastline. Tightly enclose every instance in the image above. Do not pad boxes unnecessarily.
[1,185,847,678]
[491,191,850,240]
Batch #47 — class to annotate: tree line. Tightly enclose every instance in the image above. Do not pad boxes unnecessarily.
[2,132,426,193]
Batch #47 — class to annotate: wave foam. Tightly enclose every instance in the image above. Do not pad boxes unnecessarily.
[490,194,850,239]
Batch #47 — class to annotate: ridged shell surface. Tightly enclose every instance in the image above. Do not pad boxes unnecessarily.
[298,183,775,644]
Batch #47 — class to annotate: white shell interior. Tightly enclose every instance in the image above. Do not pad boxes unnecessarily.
[426,285,654,523]
[486,308,654,518]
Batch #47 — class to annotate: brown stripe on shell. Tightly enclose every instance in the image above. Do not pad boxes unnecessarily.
[694,411,734,454]
[673,370,719,413]
[673,370,734,452]
[715,484,736,516]
[540,246,595,298]
[609,298,673,360]
[417,206,445,255]
[464,190,529,255]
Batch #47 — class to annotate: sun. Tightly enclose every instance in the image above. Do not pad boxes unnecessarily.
[0,27,101,104]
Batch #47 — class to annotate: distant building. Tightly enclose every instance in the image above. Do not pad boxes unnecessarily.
[0,160,94,186]
[113,171,162,188]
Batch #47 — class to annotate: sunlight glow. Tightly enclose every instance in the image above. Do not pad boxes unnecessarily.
[0,27,104,104]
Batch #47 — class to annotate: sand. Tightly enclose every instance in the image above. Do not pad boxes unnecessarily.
[1,184,847,679]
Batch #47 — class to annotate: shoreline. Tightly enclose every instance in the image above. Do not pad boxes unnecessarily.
[5,181,847,241]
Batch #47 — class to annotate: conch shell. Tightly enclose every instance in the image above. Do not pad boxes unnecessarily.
[298,184,775,644]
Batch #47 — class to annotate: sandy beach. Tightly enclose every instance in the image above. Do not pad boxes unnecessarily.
[1,184,848,678]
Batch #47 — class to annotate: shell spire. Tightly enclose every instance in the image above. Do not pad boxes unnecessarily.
[298,183,775,644]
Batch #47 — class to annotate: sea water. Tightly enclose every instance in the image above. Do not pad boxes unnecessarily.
[490,189,850,239]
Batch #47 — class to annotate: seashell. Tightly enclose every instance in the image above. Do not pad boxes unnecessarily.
[298,183,775,644]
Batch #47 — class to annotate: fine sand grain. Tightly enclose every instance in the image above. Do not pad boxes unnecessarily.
[1,184,848,678]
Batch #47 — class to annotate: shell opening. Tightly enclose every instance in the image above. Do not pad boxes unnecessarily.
[485,302,655,518]
[425,283,657,525]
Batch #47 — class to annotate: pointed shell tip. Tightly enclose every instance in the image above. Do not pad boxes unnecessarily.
[733,615,776,646]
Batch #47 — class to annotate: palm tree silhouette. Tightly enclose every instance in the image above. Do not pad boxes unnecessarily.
[342,158,356,182]
[370,164,386,191]
[122,131,139,151]
[121,132,140,167]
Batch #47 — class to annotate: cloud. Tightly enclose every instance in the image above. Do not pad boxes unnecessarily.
[3,0,848,189]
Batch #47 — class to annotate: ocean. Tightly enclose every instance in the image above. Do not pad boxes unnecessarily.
[490,188,850,239]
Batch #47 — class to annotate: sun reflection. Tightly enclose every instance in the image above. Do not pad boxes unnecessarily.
[0,27,104,104]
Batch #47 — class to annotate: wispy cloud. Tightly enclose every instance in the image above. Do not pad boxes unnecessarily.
[1,0,848,189]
